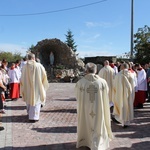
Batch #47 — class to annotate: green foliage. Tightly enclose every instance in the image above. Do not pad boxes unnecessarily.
[65,29,77,53]
[134,25,150,64]
[0,51,22,62]
[29,44,36,53]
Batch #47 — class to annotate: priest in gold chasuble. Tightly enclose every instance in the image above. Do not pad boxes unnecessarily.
[112,63,134,128]
[75,62,113,150]
[98,60,115,106]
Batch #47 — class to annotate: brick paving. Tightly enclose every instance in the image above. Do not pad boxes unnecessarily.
[0,83,150,150]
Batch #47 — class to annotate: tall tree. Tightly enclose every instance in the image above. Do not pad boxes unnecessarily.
[65,29,77,53]
[29,44,36,53]
[134,25,150,64]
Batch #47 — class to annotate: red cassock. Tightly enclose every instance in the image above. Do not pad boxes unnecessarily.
[134,90,146,107]
[9,83,20,99]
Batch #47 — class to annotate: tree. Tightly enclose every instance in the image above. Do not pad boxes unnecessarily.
[134,25,150,64]
[28,44,36,53]
[0,51,22,63]
[65,29,77,53]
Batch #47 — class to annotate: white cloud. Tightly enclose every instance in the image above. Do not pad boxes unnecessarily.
[93,34,100,39]
[82,33,101,43]
[0,43,28,56]
[85,21,122,28]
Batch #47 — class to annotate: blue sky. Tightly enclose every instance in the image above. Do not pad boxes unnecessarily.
[0,0,149,58]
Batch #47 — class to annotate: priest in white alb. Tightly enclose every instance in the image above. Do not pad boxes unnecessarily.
[20,53,49,122]
[98,60,115,108]
[75,62,113,150]
[112,63,134,128]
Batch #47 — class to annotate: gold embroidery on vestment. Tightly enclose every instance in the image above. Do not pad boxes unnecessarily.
[80,87,85,92]
[79,139,85,142]
[89,110,96,118]
[87,84,98,103]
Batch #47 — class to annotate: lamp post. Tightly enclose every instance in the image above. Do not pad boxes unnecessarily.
[130,0,134,61]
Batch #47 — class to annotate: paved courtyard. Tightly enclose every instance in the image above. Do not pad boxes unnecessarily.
[0,83,150,150]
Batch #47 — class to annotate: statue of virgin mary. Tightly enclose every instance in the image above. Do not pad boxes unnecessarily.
[49,51,54,65]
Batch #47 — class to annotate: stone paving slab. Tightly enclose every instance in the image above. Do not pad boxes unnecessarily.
[0,83,150,150]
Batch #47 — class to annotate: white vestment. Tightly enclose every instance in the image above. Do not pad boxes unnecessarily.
[75,74,113,150]
[8,68,20,83]
[27,103,41,120]
[112,69,134,126]
[136,68,147,91]
[98,65,115,106]
[20,60,27,71]
[20,60,49,120]
[113,66,118,75]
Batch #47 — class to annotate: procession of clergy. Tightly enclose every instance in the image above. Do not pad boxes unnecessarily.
[0,54,149,150]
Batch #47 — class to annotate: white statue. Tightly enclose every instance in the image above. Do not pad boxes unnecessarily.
[49,51,54,66]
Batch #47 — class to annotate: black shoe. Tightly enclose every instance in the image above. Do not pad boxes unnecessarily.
[29,120,39,123]
[111,117,120,124]
[110,106,114,114]
[0,126,4,131]
[136,104,143,109]
[123,125,129,128]
[11,98,18,101]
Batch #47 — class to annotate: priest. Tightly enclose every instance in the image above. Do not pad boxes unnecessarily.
[20,53,49,123]
[98,60,115,108]
[75,62,113,150]
[112,63,134,128]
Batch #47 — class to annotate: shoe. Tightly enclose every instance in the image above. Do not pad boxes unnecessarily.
[29,120,39,123]
[29,120,36,123]
[136,104,143,109]
[123,125,129,128]
[110,106,114,114]
[111,116,120,124]
[11,98,18,101]
[0,109,6,114]
[0,126,4,131]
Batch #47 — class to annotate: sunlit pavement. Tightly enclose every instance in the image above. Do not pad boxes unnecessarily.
[0,83,150,150]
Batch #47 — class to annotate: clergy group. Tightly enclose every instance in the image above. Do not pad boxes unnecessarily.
[75,60,148,150]
[0,56,149,150]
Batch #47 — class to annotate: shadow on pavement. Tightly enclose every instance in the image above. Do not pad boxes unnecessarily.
[2,115,28,123]
[32,126,77,133]
[0,143,90,150]
[111,102,150,140]
[111,141,150,150]
[41,109,77,113]
[55,98,76,101]
[5,105,26,110]
[1,141,150,150]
